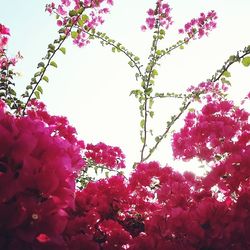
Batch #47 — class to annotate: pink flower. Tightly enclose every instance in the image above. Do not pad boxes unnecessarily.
[141,1,173,31]
[178,10,217,41]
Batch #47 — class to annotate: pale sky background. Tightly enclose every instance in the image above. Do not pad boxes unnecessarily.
[1,0,250,174]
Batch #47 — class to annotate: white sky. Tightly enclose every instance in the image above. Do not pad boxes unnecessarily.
[1,0,250,174]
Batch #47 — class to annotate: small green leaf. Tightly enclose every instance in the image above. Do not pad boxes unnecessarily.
[50,61,58,68]
[48,44,55,51]
[105,172,109,178]
[140,119,145,128]
[221,77,231,85]
[26,84,32,90]
[141,81,145,88]
[34,91,40,99]
[242,57,250,67]
[145,87,153,96]
[9,88,16,96]
[81,14,89,22]
[59,47,66,55]
[71,31,78,39]
[78,19,84,27]
[34,72,41,77]
[155,136,160,142]
[223,70,231,77]
[159,29,165,35]
[149,111,154,118]
[43,76,49,83]
[37,62,45,68]
[128,61,134,67]
[156,50,162,56]
[152,69,158,78]
[69,10,77,17]
[149,98,154,109]
[37,86,43,94]
[59,28,66,33]
[134,56,140,61]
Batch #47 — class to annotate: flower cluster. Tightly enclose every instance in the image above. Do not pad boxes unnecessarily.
[172,100,249,162]
[0,101,85,249]
[178,10,217,40]
[84,142,126,169]
[46,0,114,47]
[141,0,173,31]
[65,159,250,249]
[187,81,229,103]
[0,24,21,70]
[0,23,10,52]
[1,1,250,249]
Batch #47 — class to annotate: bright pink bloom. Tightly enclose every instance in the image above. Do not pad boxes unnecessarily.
[141,0,173,31]
[178,10,217,40]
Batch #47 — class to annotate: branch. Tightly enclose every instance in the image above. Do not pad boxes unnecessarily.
[140,22,161,162]
[140,44,250,162]
[208,45,250,82]
[79,28,144,80]
[22,12,84,116]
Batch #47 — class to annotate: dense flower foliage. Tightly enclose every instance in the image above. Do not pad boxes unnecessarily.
[0,101,85,249]
[0,24,10,51]
[1,0,250,249]
[85,142,126,169]
[46,0,114,47]
[141,0,173,31]
[178,10,217,40]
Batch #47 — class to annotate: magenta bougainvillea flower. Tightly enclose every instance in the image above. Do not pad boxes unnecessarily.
[0,100,85,249]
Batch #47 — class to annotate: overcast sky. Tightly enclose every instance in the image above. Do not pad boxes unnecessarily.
[1,0,250,173]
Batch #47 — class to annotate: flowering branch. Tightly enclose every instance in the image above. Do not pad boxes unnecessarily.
[21,16,83,115]
[76,28,144,80]
[209,45,250,82]
[141,44,250,162]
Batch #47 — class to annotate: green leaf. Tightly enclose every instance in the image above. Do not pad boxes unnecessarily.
[59,47,66,55]
[134,56,140,61]
[152,69,158,78]
[223,70,231,77]
[221,77,231,85]
[59,28,66,33]
[34,72,41,77]
[34,91,40,99]
[37,62,45,68]
[81,14,89,22]
[26,84,32,90]
[50,61,58,68]
[48,44,55,51]
[159,29,165,35]
[9,88,16,96]
[43,76,49,83]
[140,119,145,128]
[149,111,154,118]
[69,10,77,17]
[105,172,109,178]
[37,86,43,94]
[149,98,154,109]
[242,57,250,67]
[145,87,153,96]
[128,61,134,67]
[78,19,84,27]
[155,136,160,142]
[71,31,78,39]
[156,50,162,56]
